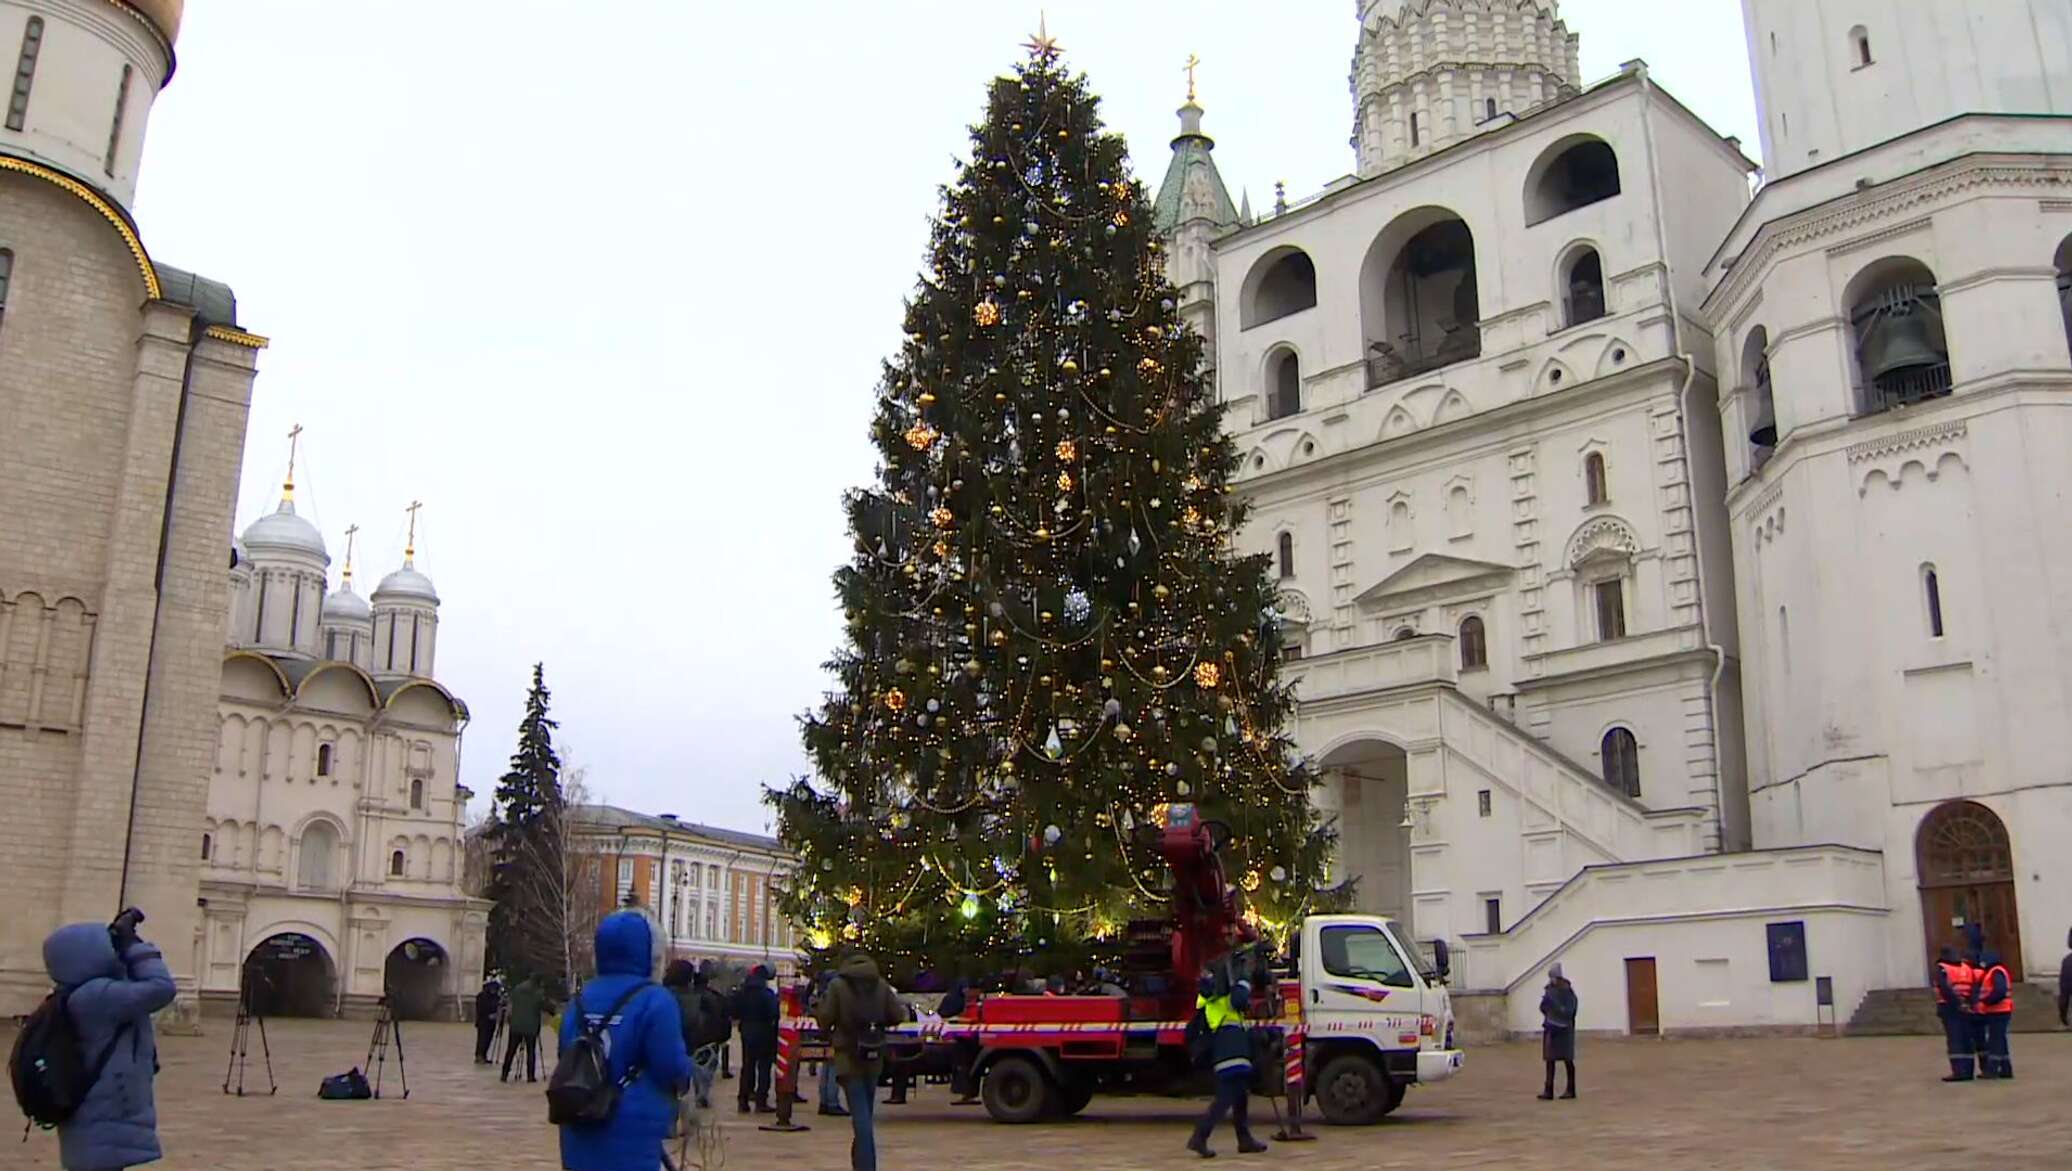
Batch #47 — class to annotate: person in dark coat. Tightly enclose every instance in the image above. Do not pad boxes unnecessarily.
[43,913,177,1171]
[473,978,503,1064]
[732,964,780,1113]
[691,969,729,1108]
[816,952,913,1171]
[1538,963,1579,1100]
[663,960,712,1104]
[2057,927,2070,1029]
[501,974,547,1083]
[557,910,692,1171]
[1187,980,1267,1158]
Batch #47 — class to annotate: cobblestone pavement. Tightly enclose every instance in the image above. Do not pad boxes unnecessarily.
[15,1019,2072,1170]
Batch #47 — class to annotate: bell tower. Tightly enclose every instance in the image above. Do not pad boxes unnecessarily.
[1350,0,1579,176]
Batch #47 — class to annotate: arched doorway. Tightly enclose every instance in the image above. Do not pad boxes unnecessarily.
[384,938,449,1020]
[1319,739,1412,935]
[244,933,336,1018]
[1915,800,2023,979]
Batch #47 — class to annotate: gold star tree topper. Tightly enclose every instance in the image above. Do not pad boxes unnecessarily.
[1022,11,1061,58]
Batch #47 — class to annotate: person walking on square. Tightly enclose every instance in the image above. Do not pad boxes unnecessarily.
[1187,979,1267,1158]
[502,974,546,1083]
[2057,927,2070,1029]
[38,910,176,1171]
[732,964,779,1113]
[557,910,692,1171]
[1933,946,1979,1081]
[816,951,912,1171]
[474,977,504,1065]
[1975,949,2015,1079]
[1538,963,1579,1100]
[662,960,713,1106]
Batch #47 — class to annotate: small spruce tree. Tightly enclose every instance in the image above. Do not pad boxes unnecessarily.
[486,662,569,983]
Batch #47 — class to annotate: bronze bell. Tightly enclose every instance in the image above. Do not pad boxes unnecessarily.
[1857,291,1945,381]
[1748,360,1777,448]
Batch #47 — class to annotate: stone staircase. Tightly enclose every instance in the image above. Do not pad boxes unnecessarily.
[1846,984,2062,1035]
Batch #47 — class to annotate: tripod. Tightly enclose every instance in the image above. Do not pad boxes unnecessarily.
[222,977,277,1097]
[364,996,409,1100]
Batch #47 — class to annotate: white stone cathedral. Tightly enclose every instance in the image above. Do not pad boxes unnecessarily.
[1155,0,2072,1035]
[200,457,485,1019]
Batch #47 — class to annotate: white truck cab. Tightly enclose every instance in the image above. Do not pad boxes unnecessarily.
[1293,913,1463,1123]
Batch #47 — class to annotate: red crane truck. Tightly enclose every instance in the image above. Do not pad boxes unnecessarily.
[779,803,1463,1126]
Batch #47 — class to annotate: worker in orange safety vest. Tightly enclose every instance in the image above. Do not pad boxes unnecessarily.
[1974,950,2015,1079]
[1932,947,1980,1082]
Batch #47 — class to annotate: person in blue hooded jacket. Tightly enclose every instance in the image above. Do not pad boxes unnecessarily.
[558,909,693,1171]
[43,912,177,1171]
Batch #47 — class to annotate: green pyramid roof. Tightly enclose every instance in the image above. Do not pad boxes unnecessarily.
[1152,103,1239,236]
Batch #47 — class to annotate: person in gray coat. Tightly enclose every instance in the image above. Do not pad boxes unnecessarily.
[1537,963,1578,1100]
[42,913,177,1170]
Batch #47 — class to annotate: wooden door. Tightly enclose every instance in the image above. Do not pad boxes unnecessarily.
[1625,957,1660,1036]
[1920,882,2025,980]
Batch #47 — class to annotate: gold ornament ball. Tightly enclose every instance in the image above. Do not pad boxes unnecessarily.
[1152,583,1171,601]
[990,629,1008,647]
[1062,358,1080,376]
[1152,665,1169,680]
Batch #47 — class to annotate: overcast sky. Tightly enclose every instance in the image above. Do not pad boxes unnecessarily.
[133,2,1760,835]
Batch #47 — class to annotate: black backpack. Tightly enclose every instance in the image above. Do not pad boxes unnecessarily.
[546,983,649,1127]
[9,990,128,1130]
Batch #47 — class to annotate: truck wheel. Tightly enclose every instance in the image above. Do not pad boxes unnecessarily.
[981,1055,1054,1124]
[1058,1076,1095,1117]
[1314,1054,1393,1125]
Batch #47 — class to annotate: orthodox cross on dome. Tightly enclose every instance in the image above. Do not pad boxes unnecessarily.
[1022,11,1060,59]
[283,422,303,500]
[341,523,359,588]
[403,500,423,563]
[1184,53,1201,104]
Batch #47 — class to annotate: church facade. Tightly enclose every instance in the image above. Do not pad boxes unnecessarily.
[0,0,263,1022]
[201,481,485,1019]
[1158,0,2072,1034]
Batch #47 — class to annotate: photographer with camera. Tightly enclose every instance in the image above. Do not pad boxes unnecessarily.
[28,907,176,1170]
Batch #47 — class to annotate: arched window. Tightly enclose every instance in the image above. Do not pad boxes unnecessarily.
[1359,207,1481,387]
[1525,137,1621,225]
[1393,626,1418,642]
[316,742,334,778]
[201,833,213,861]
[298,821,340,891]
[1267,349,1301,420]
[1743,327,1776,465]
[0,248,13,320]
[1923,564,1945,637]
[1242,248,1318,328]
[389,850,406,878]
[1601,728,1640,797]
[1563,247,1606,327]
[1484,97,1498,122]
[1584,452,1609,506]
[1459,616,1487,670]
[8,16,44,132]
[1409,110,1423,147]
[1850,25,1873,67]
[409,777,425,810]
[1846,257,1948,413]
[1277,532,1295,579]
[2053,235,2071,360]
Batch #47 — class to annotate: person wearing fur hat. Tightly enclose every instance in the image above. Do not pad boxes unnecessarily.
[1538,963,1579,1100]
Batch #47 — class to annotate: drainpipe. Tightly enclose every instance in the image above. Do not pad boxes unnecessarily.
[117,316,202,912]
[1636,62,1731,855]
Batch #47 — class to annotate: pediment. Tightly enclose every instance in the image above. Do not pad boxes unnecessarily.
[1354,552,1514,609]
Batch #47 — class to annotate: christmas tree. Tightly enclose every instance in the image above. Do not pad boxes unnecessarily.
[769,36,1333,979]
[485,662,571,983]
